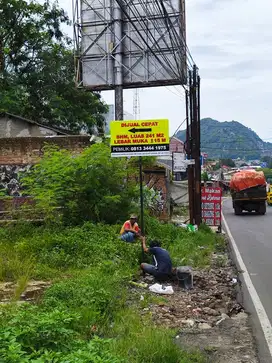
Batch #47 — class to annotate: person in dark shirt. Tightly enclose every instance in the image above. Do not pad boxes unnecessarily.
[140,237,172,280]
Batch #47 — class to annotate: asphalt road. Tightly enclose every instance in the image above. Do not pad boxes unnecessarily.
[223,198,272,362]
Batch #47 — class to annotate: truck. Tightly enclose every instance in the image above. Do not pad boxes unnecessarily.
[230,170,267,215]
[267,184,272,206]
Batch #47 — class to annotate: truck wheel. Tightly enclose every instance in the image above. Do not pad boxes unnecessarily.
[234,205,242,215]
[259,203,266,215]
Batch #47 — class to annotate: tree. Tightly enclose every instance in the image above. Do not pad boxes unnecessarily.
[201,171,209,182]
[0,0,107,133]
[220,158,235,168]
[0,0,69,73]
[261,156,272,169]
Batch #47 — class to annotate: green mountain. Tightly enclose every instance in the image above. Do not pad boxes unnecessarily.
[176,118,272,160]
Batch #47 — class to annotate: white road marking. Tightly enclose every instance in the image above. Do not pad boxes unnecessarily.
[222,211,272,357]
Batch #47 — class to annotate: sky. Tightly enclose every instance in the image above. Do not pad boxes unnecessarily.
[60,0,272,140]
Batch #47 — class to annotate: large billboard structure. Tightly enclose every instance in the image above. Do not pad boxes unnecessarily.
[73,0,187,91]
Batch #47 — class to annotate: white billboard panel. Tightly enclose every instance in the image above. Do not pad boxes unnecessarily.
[74,0,187,90]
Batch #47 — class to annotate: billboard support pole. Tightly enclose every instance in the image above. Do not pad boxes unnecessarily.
[115,86,123,120]
[139,157,145,247]
[113,0,123,120]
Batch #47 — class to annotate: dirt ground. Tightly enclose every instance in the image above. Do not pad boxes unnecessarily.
[0,237,258,362]
[134,246,258,362]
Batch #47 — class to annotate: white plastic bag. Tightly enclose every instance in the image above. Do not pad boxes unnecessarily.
[149,283,174,295]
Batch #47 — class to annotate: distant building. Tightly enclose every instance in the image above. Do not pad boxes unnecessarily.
[103,104,134,134]
[169,136,185,153]
[157,136,186,181]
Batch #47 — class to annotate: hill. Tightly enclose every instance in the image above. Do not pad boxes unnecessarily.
[176,118,272,160]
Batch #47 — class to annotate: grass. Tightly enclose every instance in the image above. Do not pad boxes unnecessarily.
[109,308,207,363]
[0,217,222,362]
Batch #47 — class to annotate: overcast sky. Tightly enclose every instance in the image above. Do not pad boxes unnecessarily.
[60,0,272,140]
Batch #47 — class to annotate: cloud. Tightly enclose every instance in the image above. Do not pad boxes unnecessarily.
[183,0,272,139]
[59,0,272,140]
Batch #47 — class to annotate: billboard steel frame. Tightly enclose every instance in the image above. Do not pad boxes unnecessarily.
[73,0,187,91]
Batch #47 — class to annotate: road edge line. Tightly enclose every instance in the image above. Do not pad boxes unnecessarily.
[222,210,272,357]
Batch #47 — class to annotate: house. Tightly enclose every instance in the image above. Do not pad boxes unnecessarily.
[169,136,185,153]
[0,112,69,138]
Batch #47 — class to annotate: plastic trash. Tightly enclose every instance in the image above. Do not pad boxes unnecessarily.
[149,283,174,295]
[177,223,198,232]
[129,281,148,289]
[187,224,198,232]
[179,223,188,229]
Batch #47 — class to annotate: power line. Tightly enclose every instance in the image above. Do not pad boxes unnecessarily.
[172,118,187,137]
[201,146,272,152]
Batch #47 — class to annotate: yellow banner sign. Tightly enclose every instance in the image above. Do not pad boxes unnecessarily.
[110,119,170,157]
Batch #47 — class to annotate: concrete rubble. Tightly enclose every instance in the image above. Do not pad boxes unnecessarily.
[135,249,258,363]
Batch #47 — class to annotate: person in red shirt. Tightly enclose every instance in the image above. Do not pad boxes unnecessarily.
[120,214,141,242]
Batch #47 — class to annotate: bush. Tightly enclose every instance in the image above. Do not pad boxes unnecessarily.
[0,304,122,363]
[22,144,139,225]
[0,305,80,355]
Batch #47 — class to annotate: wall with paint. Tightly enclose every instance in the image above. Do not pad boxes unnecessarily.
[0,165,31,196]
[143,167,170,219]
[0,114,58,138]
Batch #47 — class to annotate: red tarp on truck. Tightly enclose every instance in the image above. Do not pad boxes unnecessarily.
[230,170,266,192]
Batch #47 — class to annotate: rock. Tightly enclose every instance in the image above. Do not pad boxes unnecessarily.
[215,318,224,326]
[192,308,202,315]
[181,319,195,328]
[198,323,212,330]
[218,307,228,314]
[203,307,220,316]
[221,313,230,320]
[232,312,248,321]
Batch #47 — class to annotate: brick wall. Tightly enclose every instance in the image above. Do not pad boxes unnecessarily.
[0,136,91,165]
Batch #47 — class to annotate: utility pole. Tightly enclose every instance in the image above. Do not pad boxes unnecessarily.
[186,89,194,225]
[187,66,201,226]
[193,66,201,226]
[113,0,123,120]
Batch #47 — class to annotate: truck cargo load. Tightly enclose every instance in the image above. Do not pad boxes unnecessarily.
[230,170,266,192]
[230,170,267,215]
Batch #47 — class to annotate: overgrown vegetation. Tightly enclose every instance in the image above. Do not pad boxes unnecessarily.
[0,218,221,362]
[0,143,223,362]
[20,143,162,225]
